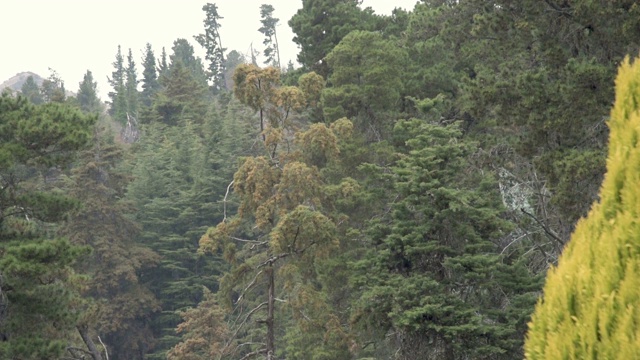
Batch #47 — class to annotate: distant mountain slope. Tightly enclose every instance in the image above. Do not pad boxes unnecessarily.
[0,71,45,93]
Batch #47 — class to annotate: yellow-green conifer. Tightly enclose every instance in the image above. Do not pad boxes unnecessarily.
[525,56,640,359]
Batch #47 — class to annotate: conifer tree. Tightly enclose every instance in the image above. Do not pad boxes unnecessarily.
[158,47,170,85]
[108,45,127,124]
[147,60,209,126]
[61,126,160,359]
[141,43,161,107]
[125,48,140,119]
[352,120,541,359]
[198,65,357,359]
[170,38,208,86]
[195,3,226,92]
[41,69,66,103]
[222,50,247,91]
[0,94,95,359]
[20,75,43,104]
[166,287,229,360]
[77,70,100,113]
[525,56,640,359]
[289,0,378,76]
[322,30,407,137]
[258,4,281,69]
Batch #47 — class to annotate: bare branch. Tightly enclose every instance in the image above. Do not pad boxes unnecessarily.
[238,348,267,360]
[223,180,234,222]
[236,269,265,304]
[520,208,565,247]
[500,230,541,255]
[221,302,268,356]
[98,336,109,360]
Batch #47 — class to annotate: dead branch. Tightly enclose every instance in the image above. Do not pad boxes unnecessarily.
[520,208,565,248]
[236,269,265,304]
[223,180,234,222]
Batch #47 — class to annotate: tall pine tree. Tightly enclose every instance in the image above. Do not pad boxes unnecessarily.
[258,4,281,69]
[141,43,161,108]
[108,45,127,125]
[195,3,226,92]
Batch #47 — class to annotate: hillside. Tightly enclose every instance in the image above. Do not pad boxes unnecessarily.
[0,71,45,93]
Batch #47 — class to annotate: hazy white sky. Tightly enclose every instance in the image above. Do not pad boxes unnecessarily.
[1,0,417,99]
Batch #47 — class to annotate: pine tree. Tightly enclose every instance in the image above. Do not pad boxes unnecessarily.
[77,70,100,113]
[20,75,43,104]
[61,127,160,359]
[195,3,226,92]
[166,287,229,360]
[0,94,95,359]
[258,4,281,69]
[222,50,247,91]
[158,47,170,85]
[198,66,358,359]
[141,43,161,107]
[352,120,541,359]
[289,0,378,76]
[125,48,140,119]
[41,68,66,103]
[107,45,127,125]
[525,56,640,359]
[148,60,210,126]
[322,30,407,136]
[170,38,208,86]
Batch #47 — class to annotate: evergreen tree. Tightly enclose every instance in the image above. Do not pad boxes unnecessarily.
[108,45,127,124]
[0,94,95,359]
[198,66,357,359]
[125,48,140,120]
[77,70,100,113]
[41,68,66,103]
[158,46,170,85]
[322,30,407,136]
[20,75,43,104]
[525,56,640,359]
[195,3,226,92]
[258,4,281,69]
[289,0,378,76]
[352,120,541,359]
[166,287,229,360]
[147,60,210,126]
[169,38,208,86]
[222,50,247,91]
[141,43,161,107]
[61,127,160,360]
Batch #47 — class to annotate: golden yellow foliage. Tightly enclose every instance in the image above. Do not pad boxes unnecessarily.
[167,287,230,360]
[525,56,640,359]
[329,117,354,140]
[298,71,325,108]
[296,123,340,167]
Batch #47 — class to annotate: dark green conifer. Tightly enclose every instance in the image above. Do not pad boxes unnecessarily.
[195,3,226,92]
[77,70,100,113]
[259,4,281,68]
[107,46,127,125]
[353,120,541,359]
[20,75,43,104]
[0,94,95,359]
[141,43,161,107]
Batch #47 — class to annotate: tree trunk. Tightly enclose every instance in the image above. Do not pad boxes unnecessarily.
[77,325,103,360]
[274,29,281,69]
[266,265,275,360]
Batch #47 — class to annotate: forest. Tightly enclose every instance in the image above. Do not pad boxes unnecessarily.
[1,1,640,359]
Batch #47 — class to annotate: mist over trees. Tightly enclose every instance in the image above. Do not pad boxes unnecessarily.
[1,1,639,359]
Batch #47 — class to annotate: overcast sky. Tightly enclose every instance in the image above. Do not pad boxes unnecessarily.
[1,0,417,99]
